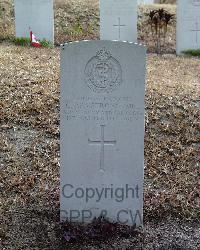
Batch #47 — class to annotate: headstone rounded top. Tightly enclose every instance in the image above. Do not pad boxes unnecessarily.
[61,40,146,49]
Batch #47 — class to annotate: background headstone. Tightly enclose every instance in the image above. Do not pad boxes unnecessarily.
[100,0,137,42]
[14,0,54,43]
[60,40,146,226]
[137,0,154,4]
[176,0,200,54]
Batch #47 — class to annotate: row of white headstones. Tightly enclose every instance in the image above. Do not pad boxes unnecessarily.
[14,0,200,55]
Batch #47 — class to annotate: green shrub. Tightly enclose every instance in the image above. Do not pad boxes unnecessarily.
[12,37,53,47]
[13,37,31,46]
[182,49,200,57]
[39,39,53,47]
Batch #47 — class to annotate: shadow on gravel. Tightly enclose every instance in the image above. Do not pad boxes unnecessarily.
[1,205,199,250]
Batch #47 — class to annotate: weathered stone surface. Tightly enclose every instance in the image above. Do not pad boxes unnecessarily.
[100,0,137,42]
[14,0,54,43]
[60,40,146,226]
[176,0,200,54]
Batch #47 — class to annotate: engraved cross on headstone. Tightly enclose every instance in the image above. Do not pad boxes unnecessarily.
[88,125,116,172]
[113,17,126,40]
[191,21,200,44]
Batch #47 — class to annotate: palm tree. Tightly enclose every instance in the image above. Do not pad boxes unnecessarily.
[147,8,174,54]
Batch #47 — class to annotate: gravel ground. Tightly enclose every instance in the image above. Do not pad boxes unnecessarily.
[0,44,199,249]
[1,204,200,250]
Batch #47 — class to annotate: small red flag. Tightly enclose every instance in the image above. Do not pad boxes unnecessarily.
[30,31,41,48]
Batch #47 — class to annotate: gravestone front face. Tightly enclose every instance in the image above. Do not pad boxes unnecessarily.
[176,0,200,54]
[100,0,137,42]
[60,40,146,226]
[14,0,54,43]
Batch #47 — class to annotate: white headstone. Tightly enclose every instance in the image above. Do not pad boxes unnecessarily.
[137,0,154,4]
[14,0,54,43]
[100,0,137,42]
[60,40,146,226]
[176,0,200,55]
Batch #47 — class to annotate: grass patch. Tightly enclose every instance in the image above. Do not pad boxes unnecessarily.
[13,37,31,46]
[12,37,53,47]
[40,39,53,48]
[182,49,200,57]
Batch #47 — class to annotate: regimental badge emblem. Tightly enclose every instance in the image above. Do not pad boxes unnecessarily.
[84,48,122,93]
